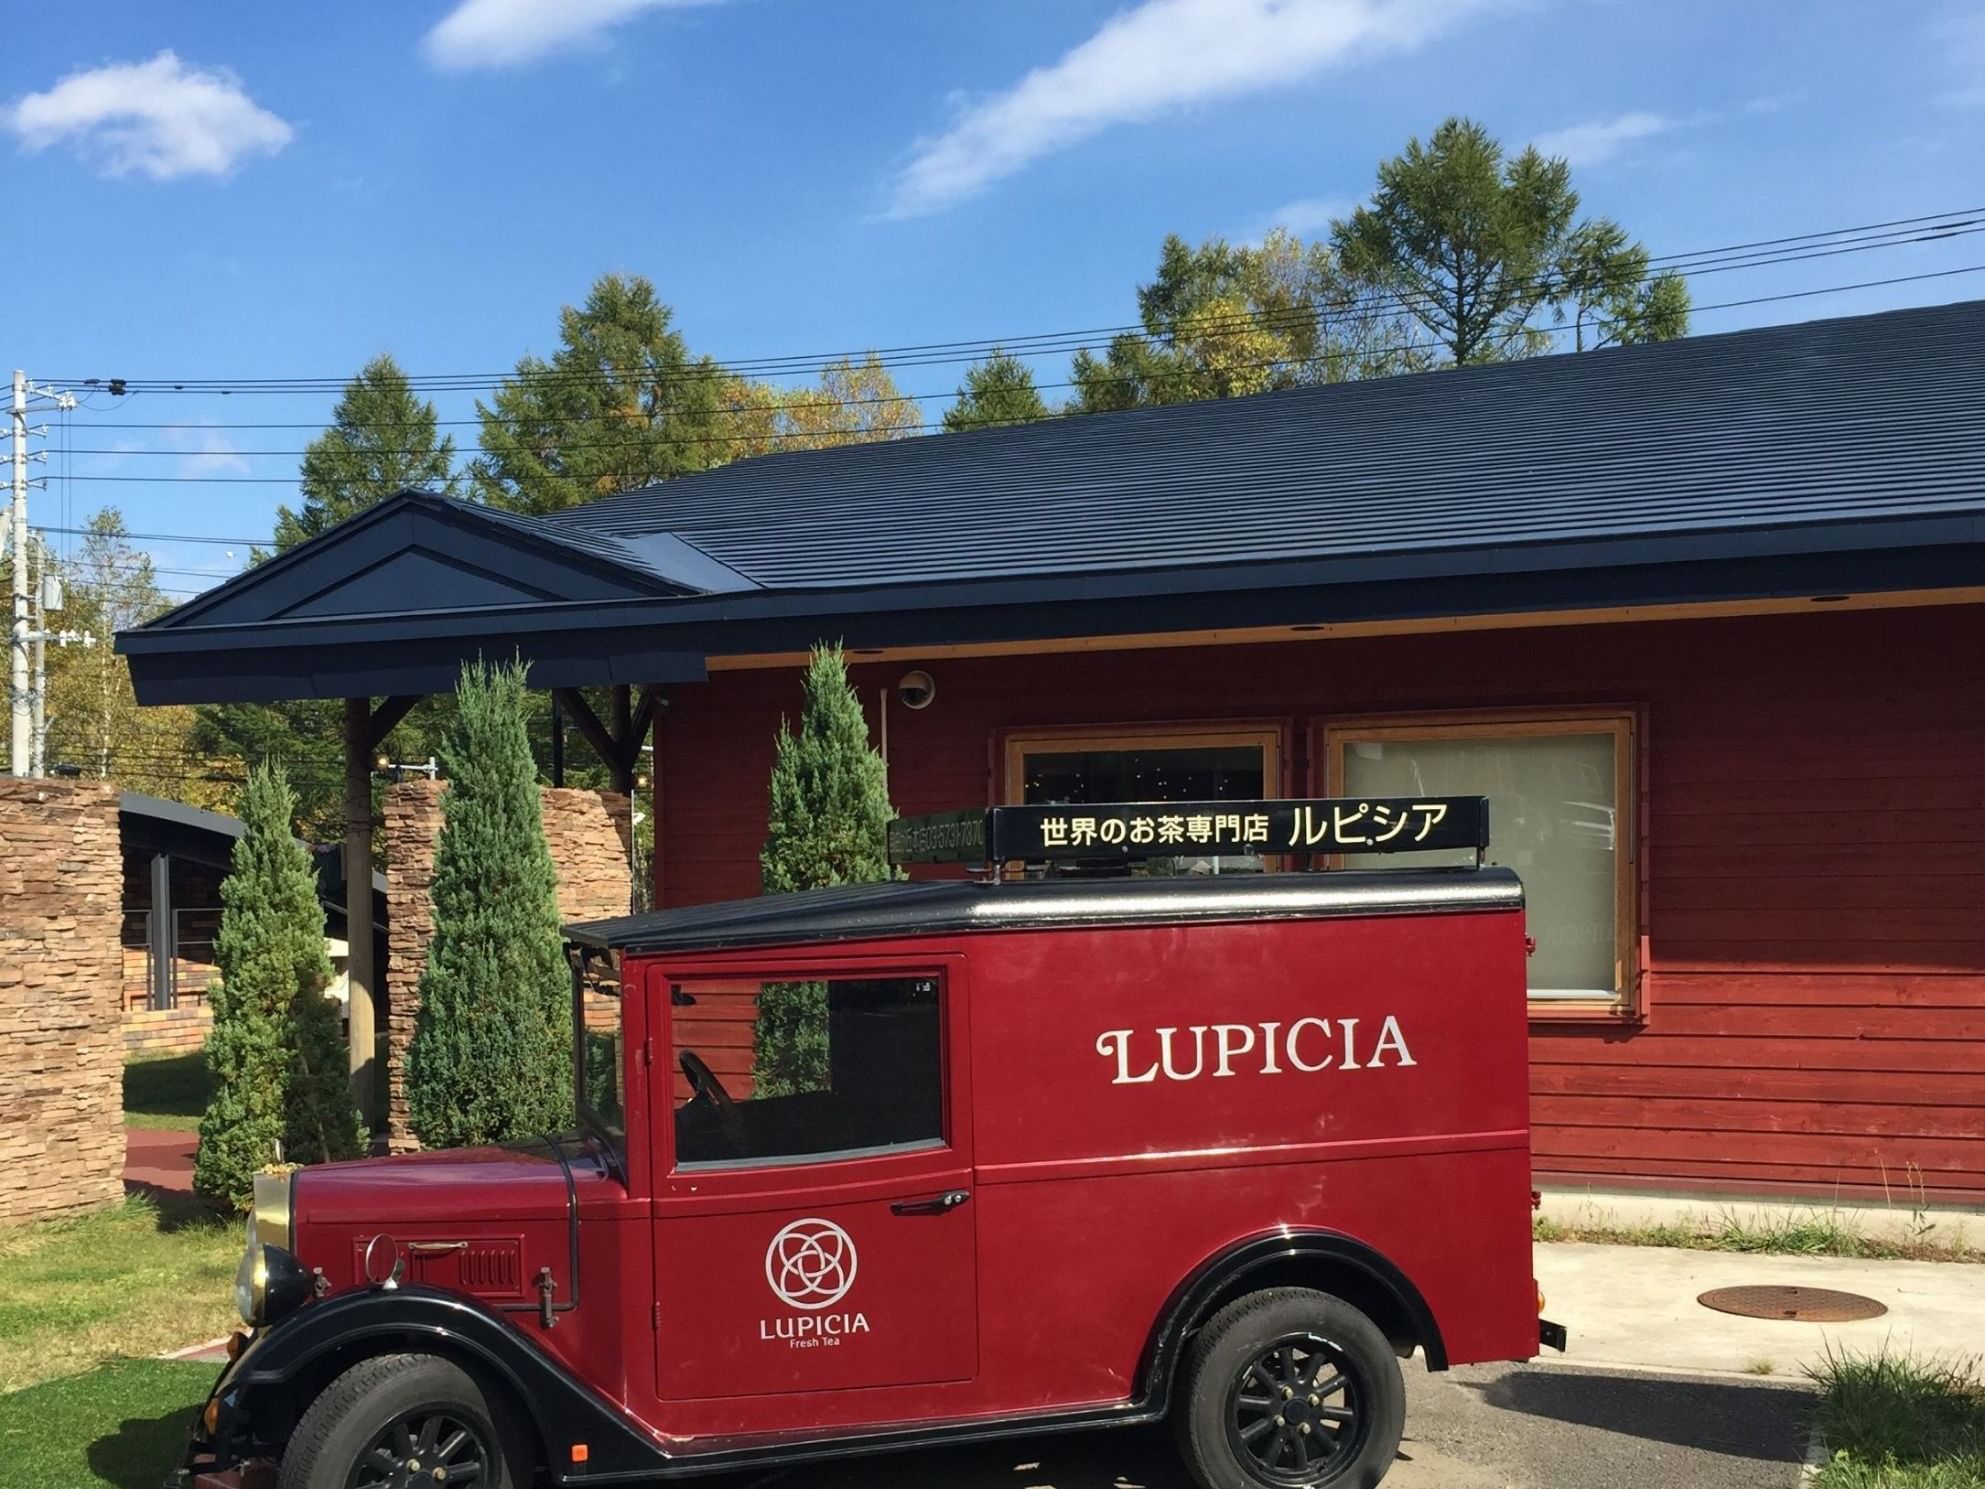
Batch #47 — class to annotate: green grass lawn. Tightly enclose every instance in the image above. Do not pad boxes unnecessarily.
[122,1053,209,1133]
[1810,1349,1985,1488]
[0,1194,237,1395]
[0,1360,213,1489]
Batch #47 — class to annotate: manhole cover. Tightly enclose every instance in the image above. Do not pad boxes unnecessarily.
[1697,1285,1887,1322]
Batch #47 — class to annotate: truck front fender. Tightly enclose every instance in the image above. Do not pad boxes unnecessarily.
[1140,1229,1449,1408]
[221,1285,667,1482]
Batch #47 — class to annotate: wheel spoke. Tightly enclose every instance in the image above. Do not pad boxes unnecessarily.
[1311,1366,1346,1395]
[1240,1414,1278,1444]
[1248,1362,1278,1394]
[417,1415,442,1457]
[1318,1404,1356,1424]
[394,1421,414,1458]
[449,1461,484,1485]
[1288,1426,1313,1467]
[1237,1391,1277,1410]
[436,1428,470,1462]
[1277,1346,1299,1384]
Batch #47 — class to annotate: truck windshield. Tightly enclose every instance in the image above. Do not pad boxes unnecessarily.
[572,951,624,1146]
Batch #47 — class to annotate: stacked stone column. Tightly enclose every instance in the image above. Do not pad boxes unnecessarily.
[384,782,631,1151]
[0,780,125,1224]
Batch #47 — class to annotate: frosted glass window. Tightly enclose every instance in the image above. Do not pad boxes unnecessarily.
[1337,725,1627,1002]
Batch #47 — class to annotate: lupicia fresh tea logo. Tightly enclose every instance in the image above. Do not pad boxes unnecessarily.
[761,1218,870,1346]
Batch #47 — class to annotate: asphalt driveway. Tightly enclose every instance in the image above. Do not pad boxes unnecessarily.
[739,1362,1813,1489]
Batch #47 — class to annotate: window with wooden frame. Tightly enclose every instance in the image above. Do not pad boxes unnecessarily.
[1323,711,1640,1016]
[1003,722,1286,874]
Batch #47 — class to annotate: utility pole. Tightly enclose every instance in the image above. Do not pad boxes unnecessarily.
[9,370,28,776]
[8,369,76,776]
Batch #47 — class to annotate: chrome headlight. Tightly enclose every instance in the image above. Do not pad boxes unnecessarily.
[236,1172,304,1327]
[234,1212,264,1325]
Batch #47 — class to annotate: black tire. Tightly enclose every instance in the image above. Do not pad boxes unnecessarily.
[278,1352,533,1489]
[1176,1287,1405,1489]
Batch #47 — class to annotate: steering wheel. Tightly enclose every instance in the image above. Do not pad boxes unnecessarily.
[679,1050,746,1154]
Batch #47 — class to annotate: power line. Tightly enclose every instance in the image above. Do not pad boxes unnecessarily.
[46,208,1984,398]
[39,256,1985,479]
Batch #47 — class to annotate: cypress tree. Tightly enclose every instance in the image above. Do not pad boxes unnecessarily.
[756,645,897,1096]
[407,659,572,1148]
[195,764,366,1211]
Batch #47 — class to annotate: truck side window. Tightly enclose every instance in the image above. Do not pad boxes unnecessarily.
[670,976,942,1168]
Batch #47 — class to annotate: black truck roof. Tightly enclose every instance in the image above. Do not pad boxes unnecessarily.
[565,866,1523,956]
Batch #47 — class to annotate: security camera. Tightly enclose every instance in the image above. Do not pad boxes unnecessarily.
[896,670,936,710]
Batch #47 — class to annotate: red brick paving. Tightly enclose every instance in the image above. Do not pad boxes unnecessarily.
[125,1125,197,1197]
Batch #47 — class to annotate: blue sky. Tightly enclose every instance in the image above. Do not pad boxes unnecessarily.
[6,0,1984,600]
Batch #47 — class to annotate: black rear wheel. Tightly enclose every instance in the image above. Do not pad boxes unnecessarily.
[278,1354,530,1489]
[1178,1288,1404,1489]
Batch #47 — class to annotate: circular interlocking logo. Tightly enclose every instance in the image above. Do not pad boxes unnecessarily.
[765,1218,858,1311]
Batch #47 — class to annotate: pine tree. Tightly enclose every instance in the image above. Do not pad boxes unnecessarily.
[756,645,897,1096]
[195,764,366,1211]
[943,350,1050,432]
[406,659,572,1148]
[273,355,458,553]
[470,273,728,514]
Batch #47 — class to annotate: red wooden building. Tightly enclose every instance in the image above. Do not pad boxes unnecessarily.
[123,301,1985,1201]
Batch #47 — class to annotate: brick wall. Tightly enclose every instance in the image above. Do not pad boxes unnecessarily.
[0,779,126,1225]
[385,781,630,1150]
[123,1003,214,1058]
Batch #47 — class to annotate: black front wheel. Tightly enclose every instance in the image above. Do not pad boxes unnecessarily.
[279,1353,531,1489]
[1178,1288,1405,1489]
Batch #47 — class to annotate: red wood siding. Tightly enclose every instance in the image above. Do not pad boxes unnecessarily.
[656,605,1985,1199]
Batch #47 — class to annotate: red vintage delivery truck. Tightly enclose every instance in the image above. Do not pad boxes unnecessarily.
[182,796,1559,1489]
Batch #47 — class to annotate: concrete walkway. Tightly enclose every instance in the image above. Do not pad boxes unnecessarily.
[1536,1240,1985,1377]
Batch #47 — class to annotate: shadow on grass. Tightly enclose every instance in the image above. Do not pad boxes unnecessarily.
[85,1404,201,1489]
[114,1186,227,1236]
[1468,1367,1812,1462]
[124,1053,209,1127]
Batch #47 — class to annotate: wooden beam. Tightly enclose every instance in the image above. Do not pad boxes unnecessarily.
[550,687,618,771]
[361,694,421,755]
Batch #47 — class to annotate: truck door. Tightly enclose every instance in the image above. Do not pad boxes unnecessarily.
[651,962,977,1402]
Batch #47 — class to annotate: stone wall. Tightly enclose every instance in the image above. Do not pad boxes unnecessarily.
[0,779,126,1225]
[384,781,631,1150]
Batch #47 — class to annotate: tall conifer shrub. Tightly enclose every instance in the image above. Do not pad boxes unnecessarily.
[407,659,571,1148]
[756,645,897,1096]
[195,764,365,1211]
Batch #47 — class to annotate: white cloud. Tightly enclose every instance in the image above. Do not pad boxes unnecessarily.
[1936,8,1985,106]
[886,0,1487,219]
[4,52,291,180]
[423,0,722,70]
[170,427,250,478]
[1531,110,1675,167]
[1251,195,1353,239]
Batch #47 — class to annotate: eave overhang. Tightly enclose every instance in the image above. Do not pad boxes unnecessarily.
[119,507,1985,706]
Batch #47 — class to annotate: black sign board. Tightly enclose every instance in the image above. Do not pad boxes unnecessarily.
[887,797,1490,866]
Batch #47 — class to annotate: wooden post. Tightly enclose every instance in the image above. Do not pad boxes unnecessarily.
[344,697,376,1121]
[610,684,633,795]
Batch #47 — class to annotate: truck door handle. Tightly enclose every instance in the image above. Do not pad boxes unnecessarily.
[891,1189,970,1216]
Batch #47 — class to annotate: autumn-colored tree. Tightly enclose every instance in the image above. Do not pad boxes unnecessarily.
[775,356,923,450]
[1069,230,1427,412]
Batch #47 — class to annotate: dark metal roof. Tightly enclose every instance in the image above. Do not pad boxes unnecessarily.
[551,299,1985,589]
[564,867,1524,953]
[118,301,1985,706]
